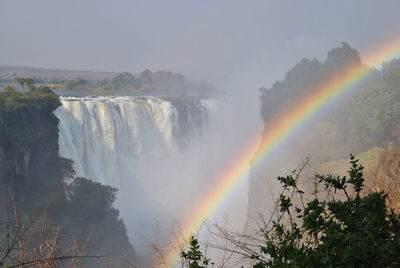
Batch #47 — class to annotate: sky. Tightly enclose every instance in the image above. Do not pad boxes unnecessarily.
[1,0,400,86]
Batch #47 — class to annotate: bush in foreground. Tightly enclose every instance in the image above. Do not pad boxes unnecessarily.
[191,155,400,267]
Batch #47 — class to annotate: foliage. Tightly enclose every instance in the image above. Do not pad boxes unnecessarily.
[15,77,36,91]
[181,236,210,268]
[60,157,76,182]
[259,43,400,160]
[38,69,215,96]
[67,177,119,223]
[96,69,214,95]
[65,177,135,260]
[64,78,89,90]
[1,69,215,96]
[0,85,61,147]
[325,42,361,70]
[249,155,400,267]
[260,42,362,125]
[106,72,138,90]
[349,58,400,151]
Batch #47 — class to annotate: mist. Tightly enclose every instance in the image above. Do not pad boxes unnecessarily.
[115,71,264,258]
[2,0,400,267]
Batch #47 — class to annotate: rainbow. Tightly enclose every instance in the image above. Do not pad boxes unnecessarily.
[157,38,400,267]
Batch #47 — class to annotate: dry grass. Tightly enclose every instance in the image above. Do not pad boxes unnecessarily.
[365,148,400,213]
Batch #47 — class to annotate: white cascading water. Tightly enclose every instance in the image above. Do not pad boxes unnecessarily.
[56,96,211,186]
[55,95,215,256]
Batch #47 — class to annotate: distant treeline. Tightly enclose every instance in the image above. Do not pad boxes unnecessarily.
[0,68,215,96]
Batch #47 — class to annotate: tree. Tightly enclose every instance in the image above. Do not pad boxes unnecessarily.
[207,156,400,267]
[0,193,91,268]
[110,72,137,90]
[349,58,400,151]
[325,42,361,70]
[15,77,36,91]
[181,236,210,268]
[65,177,136,264]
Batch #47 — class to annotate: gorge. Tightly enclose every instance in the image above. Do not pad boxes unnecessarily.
[55,95,232,259]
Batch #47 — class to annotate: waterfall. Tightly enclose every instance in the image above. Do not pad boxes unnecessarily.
[55,95,215,256]
[56,96,212,186]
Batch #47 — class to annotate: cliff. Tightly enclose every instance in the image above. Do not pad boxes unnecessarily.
[248,43,400,230]
[0,86,136,266]
[0,87,65,214]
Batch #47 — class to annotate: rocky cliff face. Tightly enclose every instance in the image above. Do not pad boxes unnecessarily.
[247,43,370,230]
[0,87,136,266]
[248,43,400,236]
[0,88,65,216]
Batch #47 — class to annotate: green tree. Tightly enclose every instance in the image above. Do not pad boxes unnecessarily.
[205,156,400,267]
[181,236,210,268]
[15,77,36,91]
[349,58,400,151]
[65,177,136,262]
[110,72,137,90]
[248,156,400,267]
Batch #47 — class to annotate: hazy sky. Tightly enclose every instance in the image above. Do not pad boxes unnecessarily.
[1,0,400,85]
